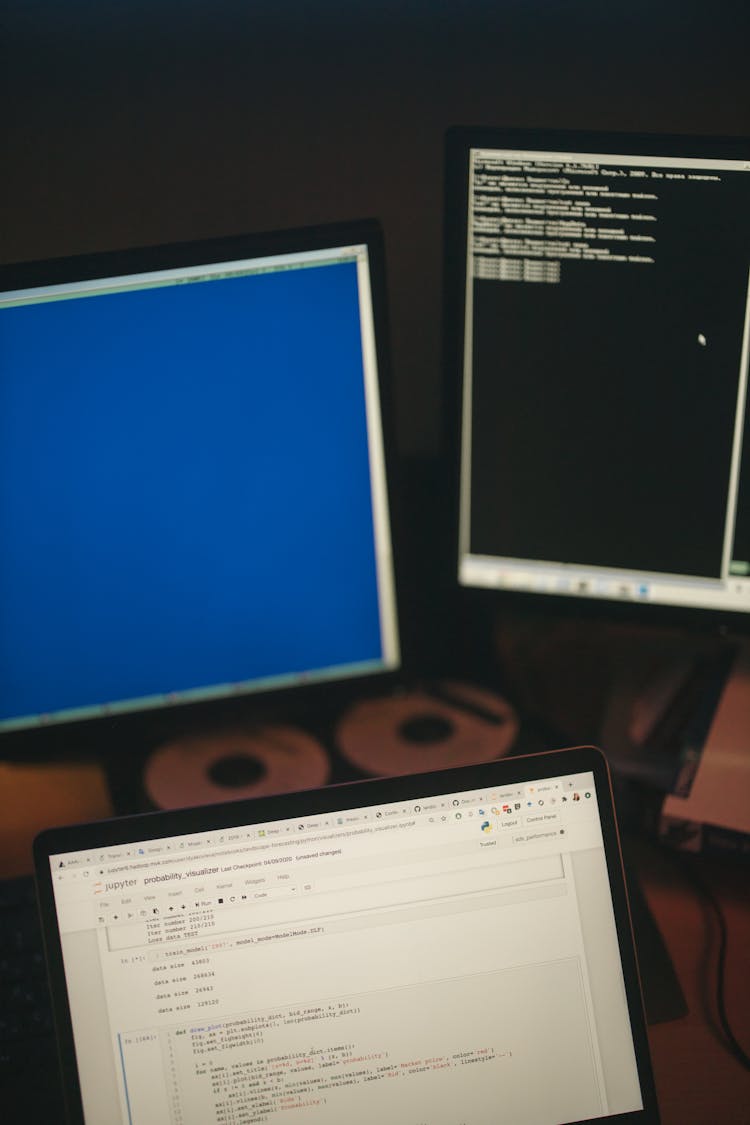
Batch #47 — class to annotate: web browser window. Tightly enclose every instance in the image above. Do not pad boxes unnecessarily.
[49,770,643,1125]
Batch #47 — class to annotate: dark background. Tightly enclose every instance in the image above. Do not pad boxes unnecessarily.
[3,0,749,461]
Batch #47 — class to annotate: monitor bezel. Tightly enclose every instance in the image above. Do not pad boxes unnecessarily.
[0,219,408,759]
[443,125,750,638]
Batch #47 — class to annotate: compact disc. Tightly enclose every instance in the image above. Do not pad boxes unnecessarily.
[335,680,518,776]
[143,725,330,809]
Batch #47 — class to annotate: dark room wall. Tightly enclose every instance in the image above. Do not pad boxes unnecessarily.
[3,0,749,457]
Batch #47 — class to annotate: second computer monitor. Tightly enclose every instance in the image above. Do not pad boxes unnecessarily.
[445,127,750,626]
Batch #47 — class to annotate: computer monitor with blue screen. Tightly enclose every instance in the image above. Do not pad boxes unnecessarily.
[0,222,401,762]
[444,128,750,629]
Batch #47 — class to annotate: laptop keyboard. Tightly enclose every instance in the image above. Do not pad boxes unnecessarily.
[0,875,63,1119]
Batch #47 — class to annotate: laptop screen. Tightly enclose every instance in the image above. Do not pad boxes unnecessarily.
[39,750,654,1124]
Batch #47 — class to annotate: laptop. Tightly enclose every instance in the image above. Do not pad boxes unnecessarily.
[34,745,659,1123]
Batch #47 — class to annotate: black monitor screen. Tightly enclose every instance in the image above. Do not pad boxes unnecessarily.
[446,128,750,622]
[0,223,400,734]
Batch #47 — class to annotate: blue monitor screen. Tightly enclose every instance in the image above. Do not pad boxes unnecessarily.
[0,234,400,731]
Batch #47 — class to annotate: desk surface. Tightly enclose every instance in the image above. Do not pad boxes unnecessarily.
[1,759,748,1124]
[633,838,750,1124]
